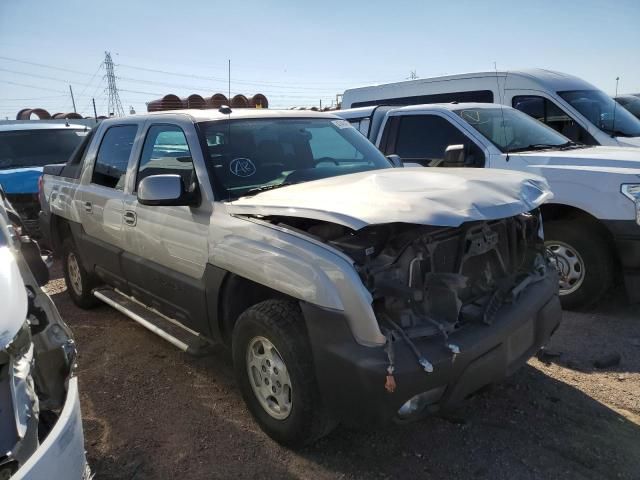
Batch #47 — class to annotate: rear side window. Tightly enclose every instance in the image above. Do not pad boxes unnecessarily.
[392,115,484,167]
[136,125,196,191]
[351,90,493,108]
[91,125,137,189]
[512,95,597,145]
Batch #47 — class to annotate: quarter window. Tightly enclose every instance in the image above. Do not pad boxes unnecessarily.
[137,125,196,191]
[512,95,597,145]
[92,125,137,189]
[392,115,485,167]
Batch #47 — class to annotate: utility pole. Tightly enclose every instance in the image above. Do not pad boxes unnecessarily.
[69,85,77,113]
[228,59,231,103]
[104,51,125,117]
[92,98,98,122]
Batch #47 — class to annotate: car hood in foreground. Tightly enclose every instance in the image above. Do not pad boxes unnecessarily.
[0,246,27,347]
[225,168,552,230]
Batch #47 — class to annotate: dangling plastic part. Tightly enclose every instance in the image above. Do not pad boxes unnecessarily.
[385,367,397,393]
[384,331,396,393]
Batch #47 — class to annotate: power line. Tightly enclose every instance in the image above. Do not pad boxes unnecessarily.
[0,79,67,94]
[0,55,96,77]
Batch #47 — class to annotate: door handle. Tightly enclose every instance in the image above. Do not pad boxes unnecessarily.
[83,201,92,213]
[123,211,137,226]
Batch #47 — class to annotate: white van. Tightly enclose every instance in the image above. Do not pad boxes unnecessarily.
[341,69,640,148]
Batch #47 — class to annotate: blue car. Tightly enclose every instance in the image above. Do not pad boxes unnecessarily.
[0,123,88,237]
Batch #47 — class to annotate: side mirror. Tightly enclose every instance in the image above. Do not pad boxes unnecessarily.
[443,144,466,166]
[137,174,199,207]
[386,154,404,168]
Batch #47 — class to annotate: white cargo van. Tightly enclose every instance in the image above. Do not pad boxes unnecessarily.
[341,69,640,148]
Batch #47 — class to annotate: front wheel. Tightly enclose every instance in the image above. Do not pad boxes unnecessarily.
[232,299,336,447]
[544,220,614,310]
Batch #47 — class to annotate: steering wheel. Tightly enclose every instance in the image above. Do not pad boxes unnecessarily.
[314,157,339,166]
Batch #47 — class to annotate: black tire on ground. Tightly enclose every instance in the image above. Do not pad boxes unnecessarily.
[232,299,336,447]
[62,237,100,309]
[544,220,614,310]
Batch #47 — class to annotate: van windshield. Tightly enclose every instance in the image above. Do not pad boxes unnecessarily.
[198,117,391,199]
[454,107,571,153]
[558,90,640,137]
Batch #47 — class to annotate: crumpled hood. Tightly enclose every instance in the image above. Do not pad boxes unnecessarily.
[0,167,43,195]
[225,168,553,230]
[0,246,28,348]
[520,146,640,173]
[616,136,640,148]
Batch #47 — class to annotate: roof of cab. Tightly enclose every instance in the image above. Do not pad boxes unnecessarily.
[0,122,87,132]
[387,102,509,114]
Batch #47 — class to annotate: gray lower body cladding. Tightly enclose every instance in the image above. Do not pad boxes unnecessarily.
[302,269,561,427]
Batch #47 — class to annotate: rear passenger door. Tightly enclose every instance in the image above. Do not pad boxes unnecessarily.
[77,124,138,291]
[122,123,210,334]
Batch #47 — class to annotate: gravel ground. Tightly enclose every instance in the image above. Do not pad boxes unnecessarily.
[45,266,640,480]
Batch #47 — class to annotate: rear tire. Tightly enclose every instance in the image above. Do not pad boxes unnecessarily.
[545,220,614,310]
[232,299,336,447]
[62,237,100,309]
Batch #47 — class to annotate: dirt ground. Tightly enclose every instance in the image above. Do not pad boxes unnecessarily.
[44,265,640,480]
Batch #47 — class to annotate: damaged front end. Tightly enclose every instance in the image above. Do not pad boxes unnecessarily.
[264,209,559,423]
[0,219,83,478]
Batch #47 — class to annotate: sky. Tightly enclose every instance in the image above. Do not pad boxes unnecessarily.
[0,0,639,119]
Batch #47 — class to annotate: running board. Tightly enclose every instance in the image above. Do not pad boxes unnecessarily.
[93,287,214,356]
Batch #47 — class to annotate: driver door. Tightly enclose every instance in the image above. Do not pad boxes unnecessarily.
[121,123,210,334]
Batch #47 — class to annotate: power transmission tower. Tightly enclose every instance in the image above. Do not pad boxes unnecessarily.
[104,51,125,117]
[407,70,418,80]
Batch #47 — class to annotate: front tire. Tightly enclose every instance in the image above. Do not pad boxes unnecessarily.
[62,237,100,309]
[232,299,336,447]
[544,220,614,310]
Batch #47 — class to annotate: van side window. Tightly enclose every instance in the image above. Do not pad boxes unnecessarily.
[351,90,493,108]
[391,115,485,167]
[136,125,196,192]
[91,125,138,189]
[512,96,597,145]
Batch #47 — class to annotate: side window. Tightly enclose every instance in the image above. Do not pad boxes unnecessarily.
[92,125,137,189]
[392,115,485,167]
[307,125,364,162]
[513,95,597,145]
[137,125,196,191]
[346,118,371,136]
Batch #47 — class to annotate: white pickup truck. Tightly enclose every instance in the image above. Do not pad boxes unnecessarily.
[336,104,640,309]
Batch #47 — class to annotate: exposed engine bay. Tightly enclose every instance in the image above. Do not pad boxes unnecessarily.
[263,210,548,342]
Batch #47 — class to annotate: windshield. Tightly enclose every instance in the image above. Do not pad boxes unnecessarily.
[616,96,640,120]
[198,117,391,199]
[454,107,570,153]
[558,90,640,137]
[0,129,87,170]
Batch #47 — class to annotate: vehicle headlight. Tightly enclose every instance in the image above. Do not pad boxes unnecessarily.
[4,321,38,439]
[621,184,640,225]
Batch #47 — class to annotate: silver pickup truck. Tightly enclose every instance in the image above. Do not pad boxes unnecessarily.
[39,107,561,446]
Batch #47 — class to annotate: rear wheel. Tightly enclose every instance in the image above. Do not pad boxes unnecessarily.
[544,220,614,310]
[232,299,336,447]
[62,237,100,309]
